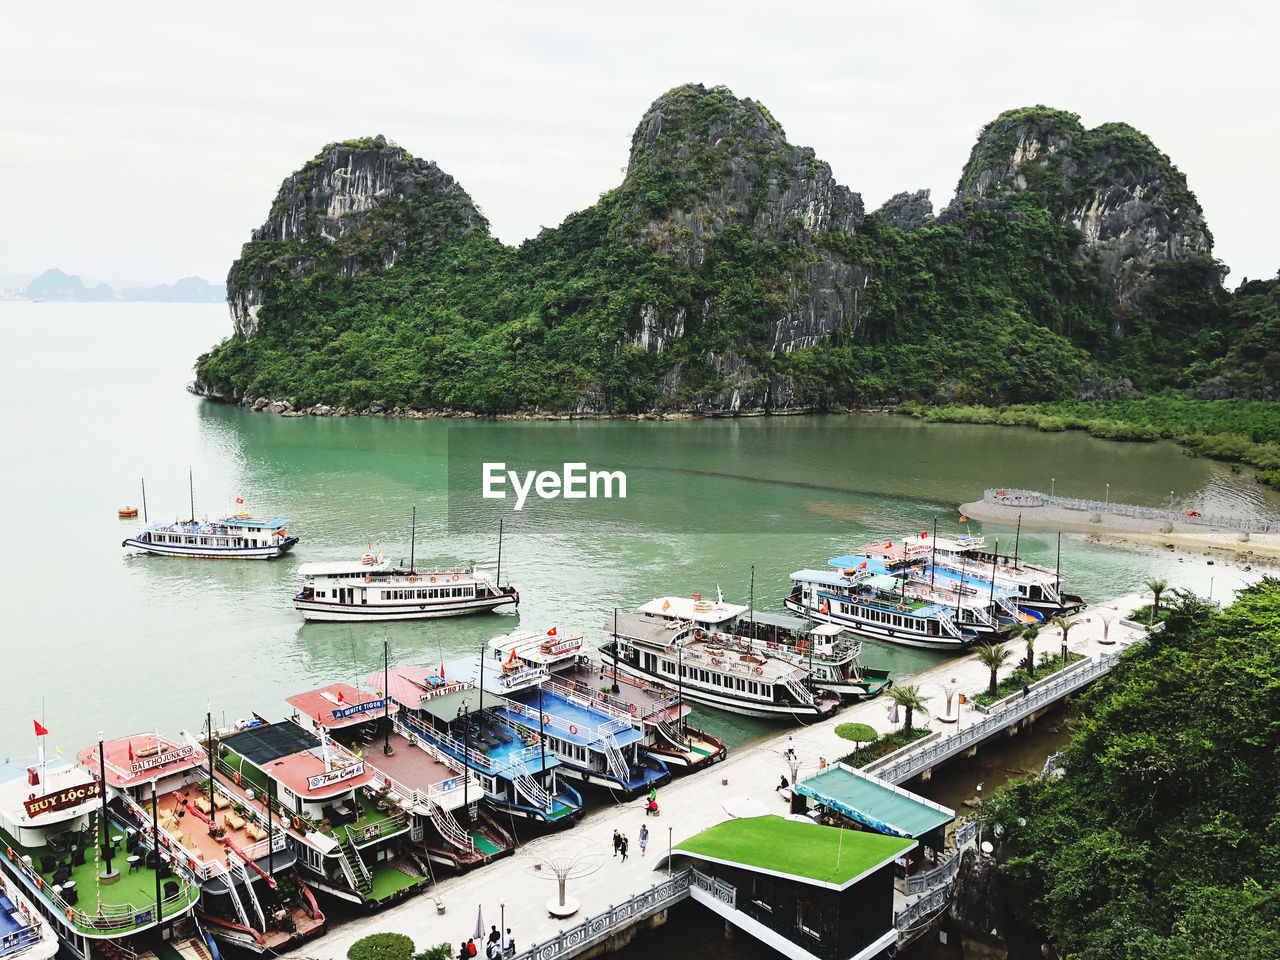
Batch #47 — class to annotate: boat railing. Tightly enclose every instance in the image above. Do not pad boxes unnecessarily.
[397,715,491,772]
[984,487,1280,534]
[494,694,631,741]
[543,679,634,722]
[389,718,480,803]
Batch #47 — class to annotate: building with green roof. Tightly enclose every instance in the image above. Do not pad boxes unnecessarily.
[664,815,912,960]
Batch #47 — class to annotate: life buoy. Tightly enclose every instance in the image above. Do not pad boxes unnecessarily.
[694,630,704,640]
[568,724,578,735]
[430,576,437,583]
[66,908,73,921]
[364,576,372,583]
[754,666,763,676]
[4,847,11,861]
[711,657,720,665]
[542,713,551,724]
[767,641,778,650]
[819,653,828,661]
[629,703,637,714]
[233,771,241,785]
[292,816,303,831]
[452,574,460,582]
[35,878,41,891]
[897,605,906,612]
[597,691,606,702]
[408,576,416,583]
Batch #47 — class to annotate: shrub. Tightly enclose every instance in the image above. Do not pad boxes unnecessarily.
[349,934,416,960]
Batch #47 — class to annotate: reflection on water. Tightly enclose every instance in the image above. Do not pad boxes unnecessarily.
[0,300,1272,758]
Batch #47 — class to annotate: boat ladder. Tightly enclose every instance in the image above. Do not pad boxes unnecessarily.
[512,762,554,812]
[935,609,965,640]
[1042,581,1062,605]
[656,719,689,749]
[219,860,253,930]
[601,732,630,782]
[235,851,267,931]
[994,594,1023,620]
[426,798,474,853]
[782,674,816,707]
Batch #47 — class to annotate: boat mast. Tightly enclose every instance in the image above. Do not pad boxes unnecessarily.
[141,478,148,523]
[188,467,195,523]
[989,538,998,611]
[409,506,416,573]
[206,707,217,833]
[1055,531,1062,597]
[955,551,966,624]
[383,636,391,756]
[930,516,937,588]
[749,565,756,641]
[98,736,114,878]
[612,608,618,688]
[537,683,546,774]
[1013,513,1022,570]
[151,781,163,923]
[496,518,503,588]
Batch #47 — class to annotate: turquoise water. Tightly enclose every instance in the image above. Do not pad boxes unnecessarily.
[0,301,1273,760]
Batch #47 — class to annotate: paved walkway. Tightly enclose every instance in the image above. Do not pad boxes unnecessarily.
[288,593,1149,959]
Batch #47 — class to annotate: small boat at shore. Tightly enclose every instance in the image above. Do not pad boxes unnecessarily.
[117,506,138,518]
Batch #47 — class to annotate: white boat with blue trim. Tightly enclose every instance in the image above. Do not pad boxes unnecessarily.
[124,514,297,559]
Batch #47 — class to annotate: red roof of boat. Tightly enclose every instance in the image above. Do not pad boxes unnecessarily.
[285,683,399,729]
[76,733,205,787]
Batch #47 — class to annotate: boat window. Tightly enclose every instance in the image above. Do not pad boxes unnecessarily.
[186,536,197,545]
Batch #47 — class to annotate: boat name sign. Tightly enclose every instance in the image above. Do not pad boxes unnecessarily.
[331,699,387,721]
[417,680,467,703]
[130,745,196,775]
[24,780,103,817]
[308,763,365,790]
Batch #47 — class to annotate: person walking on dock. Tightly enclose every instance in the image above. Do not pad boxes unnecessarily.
[639,824,649,856]
[612,829,621,857]
[619,832,629,862]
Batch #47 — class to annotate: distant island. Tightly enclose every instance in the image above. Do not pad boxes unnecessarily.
[8,268,225,303]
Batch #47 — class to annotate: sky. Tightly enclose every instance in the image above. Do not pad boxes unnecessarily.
[3,0,1277,290]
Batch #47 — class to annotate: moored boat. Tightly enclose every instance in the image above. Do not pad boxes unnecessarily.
[123,514,297,559]
[294,556,517,621]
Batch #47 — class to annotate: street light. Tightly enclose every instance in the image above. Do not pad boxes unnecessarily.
[1169,490,1174,510]
[1105,483,1110,506]
[667,825,673,877]
[500,899,505,948]
[1050,477,1055,498]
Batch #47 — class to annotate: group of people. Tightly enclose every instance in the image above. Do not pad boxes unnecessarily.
[613,790,657,862]
[460,925,515,960]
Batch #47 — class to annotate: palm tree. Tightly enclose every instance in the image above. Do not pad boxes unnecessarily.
[974,641,1013,697]
[1144,577,1169,622]
[1050,615,1082,667]
[1010,623,1041,680]
[887,684,931,737]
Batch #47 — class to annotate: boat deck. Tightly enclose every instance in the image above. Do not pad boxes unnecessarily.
[155,785,275,866]
[364,732,460,793]
[554,661,685,724]
[497,689,643,748]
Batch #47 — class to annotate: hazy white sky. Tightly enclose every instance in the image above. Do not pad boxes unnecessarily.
[3,0,1276,288]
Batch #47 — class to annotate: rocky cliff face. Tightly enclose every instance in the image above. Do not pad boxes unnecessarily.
[617,84,869,358]
[872,189,933,232]
[948,106,1214,315]
[226,136,483,338]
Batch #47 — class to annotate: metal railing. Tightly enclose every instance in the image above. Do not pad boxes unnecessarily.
[513,870,692,960]
[866,654,1119,785]
[984,488,1280,534]
[894,883,950,930]
[903,852,961,895]
[689,867,736,907]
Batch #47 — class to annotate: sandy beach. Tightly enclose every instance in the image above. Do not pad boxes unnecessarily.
[960,499,1280,565]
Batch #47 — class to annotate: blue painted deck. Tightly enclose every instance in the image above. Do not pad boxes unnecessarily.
[826,555,1022,601]
[501,689,643,748]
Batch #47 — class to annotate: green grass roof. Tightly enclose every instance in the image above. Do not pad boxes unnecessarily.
[674,815,914,890]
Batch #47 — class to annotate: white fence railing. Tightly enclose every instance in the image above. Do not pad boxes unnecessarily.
[984,487,1280,533]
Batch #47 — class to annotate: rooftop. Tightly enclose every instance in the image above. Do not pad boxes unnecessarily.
[0,761,100,828]
[674,815,914,890]
[637,596,747,625]
[75,734,204,789]
[795,765,955,839]
[227,722,321,767]
[379,666,467,709]
[286,683,399,730]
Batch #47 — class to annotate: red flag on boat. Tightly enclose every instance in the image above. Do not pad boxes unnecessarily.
[127,741,134,762]
[860,561,868,569]
[546,626,557,637]
[336,690,344,703]
[439,663,445,678]
[959,515,968,523]
[692,593,702,601]
[661,600,671,612]
[235,497,244,504]
[33,720,48,737]
[920,532,928,539]
[506,647,517,664]
[819,600,830,614]
[884,542,892,549]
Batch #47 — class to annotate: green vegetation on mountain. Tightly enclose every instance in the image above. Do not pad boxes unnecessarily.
[982,581,1280,959]
[194,89,1277,417]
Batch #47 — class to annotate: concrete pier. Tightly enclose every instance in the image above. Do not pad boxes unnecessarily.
[289,593,1149,960]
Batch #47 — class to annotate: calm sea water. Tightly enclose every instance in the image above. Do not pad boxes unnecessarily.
[0,301,1274,760]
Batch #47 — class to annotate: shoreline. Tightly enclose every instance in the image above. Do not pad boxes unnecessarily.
[960,498,1280,564]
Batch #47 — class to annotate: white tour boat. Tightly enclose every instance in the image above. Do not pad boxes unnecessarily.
[293,555,519,621]
[124,514,297,559]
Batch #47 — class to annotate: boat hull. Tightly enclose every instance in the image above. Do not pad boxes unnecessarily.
[784,598,977,651]
[294,593,516,622]
[610,661,835,719]
[123,537,298,559]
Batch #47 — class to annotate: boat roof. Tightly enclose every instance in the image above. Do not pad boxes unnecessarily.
[609,611,694,646]
[613,613,805,681]
[286,683,399,729]
[224,722,375,798]
[673,815,914,891]
[414,689,484,724]
[0,759,100,827]
[147,517,289,530]
[488,629,583,666]
[296,557,391,576]
[75,733,204,787]
[795,764,955,839]
[638,596,748,625]
[377,666,470,709]
[446,655,548,697]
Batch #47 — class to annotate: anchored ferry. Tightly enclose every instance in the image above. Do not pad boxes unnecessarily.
[603,607,841,720]
[78,733,324,955]
[286,683,510,874]
[294,556,518,621]
[124,514,297,559]
[0,751,206,960]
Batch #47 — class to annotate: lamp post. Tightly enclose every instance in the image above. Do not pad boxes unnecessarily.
[1105,483,1110,506]
[500,899,505,947]
[1050,477,1055,498]
[667,825,673,877]
[1169,490,1174,510]
[457,698,472,818]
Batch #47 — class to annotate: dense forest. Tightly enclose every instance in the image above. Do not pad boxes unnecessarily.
[981,580,1280,959]
[194,85,1278,419]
